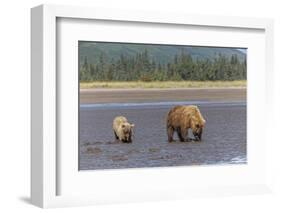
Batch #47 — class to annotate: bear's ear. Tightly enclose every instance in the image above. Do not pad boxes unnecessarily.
[130,124,135,128]
[202,119,206,127]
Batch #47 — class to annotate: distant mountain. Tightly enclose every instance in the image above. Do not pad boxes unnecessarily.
[79,41,246,65]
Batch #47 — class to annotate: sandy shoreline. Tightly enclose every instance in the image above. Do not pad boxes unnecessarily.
[80,87,246,92]
[80,88,246,104]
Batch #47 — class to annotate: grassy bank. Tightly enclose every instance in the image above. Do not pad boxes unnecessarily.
[80,80,246,89]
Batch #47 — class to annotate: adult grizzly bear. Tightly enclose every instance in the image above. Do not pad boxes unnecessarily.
[166,105,206,142]
[113,116,135,143]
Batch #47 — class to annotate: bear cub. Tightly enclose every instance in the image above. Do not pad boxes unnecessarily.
[113,116,135,143]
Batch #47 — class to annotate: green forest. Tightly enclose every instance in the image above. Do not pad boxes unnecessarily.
[79,46,246,82]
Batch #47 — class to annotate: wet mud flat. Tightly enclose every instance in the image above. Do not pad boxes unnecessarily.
[79,102,247,170]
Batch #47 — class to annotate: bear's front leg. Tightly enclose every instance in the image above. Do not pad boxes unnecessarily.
[181,128,190,142]
[177,128,185,142]
[127,132,133,143]
[193,128,203,141]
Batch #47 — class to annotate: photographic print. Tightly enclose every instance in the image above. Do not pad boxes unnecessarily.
[78,41,247,170]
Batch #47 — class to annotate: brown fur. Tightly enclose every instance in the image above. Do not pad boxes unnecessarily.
[166,105,206,142]
[113,116,135,143]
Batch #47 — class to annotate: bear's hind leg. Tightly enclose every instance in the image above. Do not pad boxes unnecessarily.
[113,131,119,140]
[167,126,174,142]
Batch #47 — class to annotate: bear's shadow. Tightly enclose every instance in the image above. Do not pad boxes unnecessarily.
[171,137,201,143]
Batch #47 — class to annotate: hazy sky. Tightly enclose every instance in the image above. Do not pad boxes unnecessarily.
[237,48,247,54]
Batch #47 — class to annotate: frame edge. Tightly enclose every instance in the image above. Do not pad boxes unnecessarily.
[31,5,44,208]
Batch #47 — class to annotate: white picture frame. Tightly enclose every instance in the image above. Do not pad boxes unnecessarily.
[31,4,274,208]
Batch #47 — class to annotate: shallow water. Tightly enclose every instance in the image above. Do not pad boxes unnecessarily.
[80,100,246,109]
[79,101,247,170]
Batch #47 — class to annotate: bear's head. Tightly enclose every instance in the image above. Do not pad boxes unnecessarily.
[191,116,206,141]
[121,123,135,143]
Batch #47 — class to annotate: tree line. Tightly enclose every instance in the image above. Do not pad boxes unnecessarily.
[79,49,246,81]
